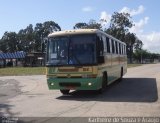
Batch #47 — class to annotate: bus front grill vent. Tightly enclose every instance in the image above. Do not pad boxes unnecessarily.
[59,82,81,87]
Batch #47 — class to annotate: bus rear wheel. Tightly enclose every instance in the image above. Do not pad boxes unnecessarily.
[98,73,108,94]
[60,89,70,95]
[119,67,123,81]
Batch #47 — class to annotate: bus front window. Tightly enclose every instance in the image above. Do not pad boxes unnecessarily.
[47,34,97,66]
[48,37,69,65]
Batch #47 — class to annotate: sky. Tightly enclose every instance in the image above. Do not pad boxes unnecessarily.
[0,0,160,53]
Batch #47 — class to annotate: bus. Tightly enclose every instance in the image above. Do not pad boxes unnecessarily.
[46,29,127,94]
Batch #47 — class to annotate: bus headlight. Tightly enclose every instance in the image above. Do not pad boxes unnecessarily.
[88,83,92,86]
[50,82,54,86]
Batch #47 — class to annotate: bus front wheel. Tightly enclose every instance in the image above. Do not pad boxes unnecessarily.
[60,89,70,95]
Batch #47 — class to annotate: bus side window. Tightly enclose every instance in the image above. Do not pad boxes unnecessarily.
[115,41,118,54]
[119,43,121,54]
[106,37,110,53]
[102,35,107,53]
[124,45,126,55]
[96,35,104,63]
[117,42,119,54]
[101,38,104,56]
[111,40,115,54]
[122,44,124,55]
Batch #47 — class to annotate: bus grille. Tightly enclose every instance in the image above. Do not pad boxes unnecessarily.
[59,82,81,87]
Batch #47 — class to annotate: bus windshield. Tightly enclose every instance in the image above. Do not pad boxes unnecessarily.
[47,34,97,66]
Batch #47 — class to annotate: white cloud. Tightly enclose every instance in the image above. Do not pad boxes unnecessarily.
[130,17,149,33]
[99,11,111,27]
[138,32,160,53]
[120,5,145,16]
[132,17,160,53]
[130,17,160,53]
[99,5,159,53]
[129,16,160,53]
[99,5,145,28]
[82,6,93,12]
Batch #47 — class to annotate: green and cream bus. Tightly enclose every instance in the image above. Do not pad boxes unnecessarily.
[46,29,127,94]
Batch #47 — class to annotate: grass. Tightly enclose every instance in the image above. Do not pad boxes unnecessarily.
[127,64,142,68]
[0,64,142,76]
[0,67,46,76]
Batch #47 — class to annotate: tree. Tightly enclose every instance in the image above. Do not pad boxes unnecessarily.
[73,19,102,30]
[149,53,159,63]
[0,32,19,52]
[125,32,136,63]
[18,29,29,52]
[133,49,143,63]
[0,39,7,52]
[17,24,35,52]
[43,21,61,36]
[87,19,102,29]
[134,38,143,50]
[17,21,61,53]
[106,12,142,63]
[34,21,61,52]
[34,23,44,52]
[0,20,61,53]
[133,49,160,63]
[25,24,35,52]
[73,22,88,29]
[106,12,133,39]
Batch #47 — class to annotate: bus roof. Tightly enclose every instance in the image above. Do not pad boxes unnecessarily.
[48,29,126,45]
[48,29,98,37]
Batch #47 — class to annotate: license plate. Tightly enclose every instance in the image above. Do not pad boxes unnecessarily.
[66,86,76,90]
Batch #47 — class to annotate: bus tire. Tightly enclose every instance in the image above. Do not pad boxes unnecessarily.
[60,89,70,95]
[98,72,108,94]
[119,67,123,81]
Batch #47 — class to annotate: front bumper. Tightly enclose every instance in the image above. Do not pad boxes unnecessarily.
[47,77,102,90]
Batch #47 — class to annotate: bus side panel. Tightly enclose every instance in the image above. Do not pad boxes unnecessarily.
[123,55,127,75]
